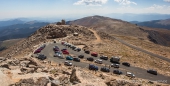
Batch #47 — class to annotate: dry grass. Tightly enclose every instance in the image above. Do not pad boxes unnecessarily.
[87,39,170,76]
[113,35,170,59]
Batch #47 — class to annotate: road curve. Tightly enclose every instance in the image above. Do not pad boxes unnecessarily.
[41,42,170,84]
[113,37,170,63]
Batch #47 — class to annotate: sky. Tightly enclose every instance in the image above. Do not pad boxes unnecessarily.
[0,0,170,20]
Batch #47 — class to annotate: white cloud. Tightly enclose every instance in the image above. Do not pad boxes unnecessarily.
[164,0,170,2]
[74,0,108,6]
[114,0,137,5]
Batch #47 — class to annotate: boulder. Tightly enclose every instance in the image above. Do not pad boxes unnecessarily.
[70,68,81,84]
[0,64,10,69]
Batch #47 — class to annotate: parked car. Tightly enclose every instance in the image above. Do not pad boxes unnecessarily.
[126,72,135,78]
[61,41,65,45]
[53,46,59,51]
[84,50,90,54]
[37,54,47,60]
[111,64,119,68]
[78,55,84,59]
[71,46,76,50]
[100,67,110,72]
[122,62,130,67]
[66,56,73,60]
[147,69,157,75]
[100,55,108,60]
[64,61,72,66]
[61,48,67,51]
[34,49,41,54]
[37,47,44,51]
[73,58,80,62]
[110,56,120,63]
[94,59,102,64]
[54,52,64,59]
[113,70,122,75]
[62,50,69,54]
[74,48,81,52]
[87,57,94,61]
[89,64,98,70]
[91,52,98,57]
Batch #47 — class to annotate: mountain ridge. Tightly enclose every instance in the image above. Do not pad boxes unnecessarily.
[68,15,170,47]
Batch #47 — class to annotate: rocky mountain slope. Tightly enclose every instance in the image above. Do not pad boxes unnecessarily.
[68,15,170,47]
[68,15,147,38]
[0,24,95,58]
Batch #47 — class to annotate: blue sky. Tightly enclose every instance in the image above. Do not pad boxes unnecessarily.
[0,0,170,19]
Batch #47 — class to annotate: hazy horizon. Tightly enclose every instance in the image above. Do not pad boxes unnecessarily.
[1,0,170,20]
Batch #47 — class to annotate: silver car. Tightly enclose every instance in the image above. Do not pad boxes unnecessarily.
[54,52,64,59]
[94,59,103,64]
[126,72,135,78]
[111,63,119,68]
[64,61,72,66]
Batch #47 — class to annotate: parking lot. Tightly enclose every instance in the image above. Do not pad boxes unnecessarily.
[35,42,170,84]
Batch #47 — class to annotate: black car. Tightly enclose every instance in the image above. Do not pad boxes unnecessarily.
[113,70,123,75]
[100,67,110,72]
[71,46,77,50]
[73,58,80,62]
[37,54,47,60]
[122,62,130,67]
[84,50,90,54]
[87,57,94,61]
[100,55,108,60]
[147,69,157,75]
[74,48,81,52]
[78,55,84,59]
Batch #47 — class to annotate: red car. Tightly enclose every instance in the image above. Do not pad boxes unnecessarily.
[62,50,69,54]
[34,50,41,54]
[91,52,98,57]
[61,42,65,45]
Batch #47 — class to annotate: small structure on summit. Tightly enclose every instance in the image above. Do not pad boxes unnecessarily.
[56,19,66,25]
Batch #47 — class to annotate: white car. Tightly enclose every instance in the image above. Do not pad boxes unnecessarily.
[94,59,103,64]
[111,63,119,68]
[54,52,64,58]
[126,72,135,78]
[64,61,72,66]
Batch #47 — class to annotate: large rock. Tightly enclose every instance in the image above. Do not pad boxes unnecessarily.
[70,68,81,84]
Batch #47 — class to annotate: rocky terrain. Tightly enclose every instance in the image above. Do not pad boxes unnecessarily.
[0,21,170,85]
[0,55,168,86]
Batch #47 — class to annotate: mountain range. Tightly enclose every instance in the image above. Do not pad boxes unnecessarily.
[107,13,170,22]
[0,21,49,41]
[130,19,170,30]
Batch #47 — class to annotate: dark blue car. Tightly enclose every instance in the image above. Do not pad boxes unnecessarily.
[89,64,98,70]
